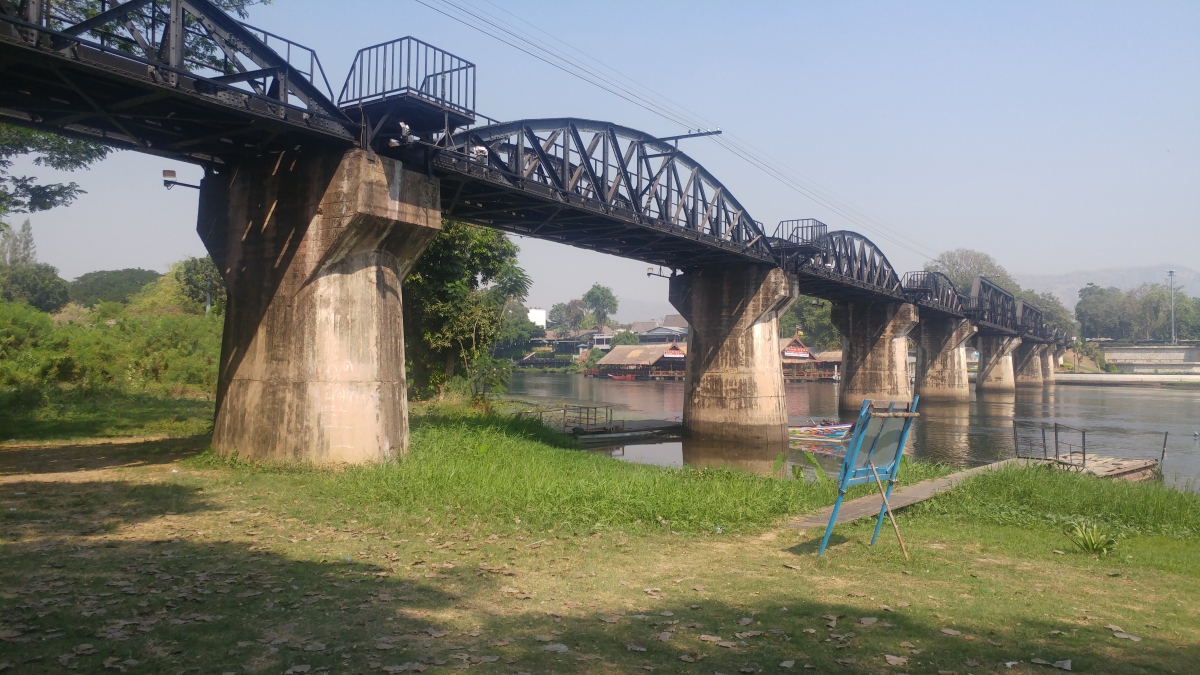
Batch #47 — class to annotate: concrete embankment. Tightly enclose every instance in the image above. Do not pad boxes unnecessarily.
[968,372,1200,386]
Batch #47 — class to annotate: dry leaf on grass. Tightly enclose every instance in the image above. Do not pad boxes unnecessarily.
[735,631,762,639]
[601,616,621,624]
[884,654,908,666]
[543,643,569,653]
[738,617,753,626]
[655,632,673,642]
[940,628,961,636]
[626,644,646,652]
[699,635,722,643]
[780,660,795,668]
[859,617,877,626]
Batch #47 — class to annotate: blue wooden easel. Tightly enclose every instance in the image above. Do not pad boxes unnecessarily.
[818,397,920,558]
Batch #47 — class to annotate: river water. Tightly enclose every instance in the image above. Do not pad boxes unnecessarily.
[504,372,1200,487]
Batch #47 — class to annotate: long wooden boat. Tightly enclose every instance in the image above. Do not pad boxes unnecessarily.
[789,422,853,440]
[607,373,638,380]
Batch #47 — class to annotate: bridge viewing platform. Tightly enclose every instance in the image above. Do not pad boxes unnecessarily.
[0,2,1070,461]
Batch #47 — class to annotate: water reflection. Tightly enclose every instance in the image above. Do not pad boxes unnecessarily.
[505,372,1200,486]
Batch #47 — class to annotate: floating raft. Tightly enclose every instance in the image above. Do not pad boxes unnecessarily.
[1046,455,1160,481]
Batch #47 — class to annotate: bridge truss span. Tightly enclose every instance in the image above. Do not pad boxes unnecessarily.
[901,271,965,317]
[788,230,906,302]
[427,118,775,268]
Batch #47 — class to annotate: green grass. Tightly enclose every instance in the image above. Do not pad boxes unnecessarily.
[0,392,214,442]
[189,403,952,534]
[3,405,1199,674]
[910,463,1200,539]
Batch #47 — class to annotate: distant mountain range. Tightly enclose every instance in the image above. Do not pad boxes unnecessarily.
[1017,265,1198,310]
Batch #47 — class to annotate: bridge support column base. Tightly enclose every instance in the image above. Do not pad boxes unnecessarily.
[1014,342,1046,387]
[977,335,1021,392]
[1042,346,1063,384]
[669,265,795,444]
[198,148,441,463]
[832,301,919,412]
[914,317,976,402]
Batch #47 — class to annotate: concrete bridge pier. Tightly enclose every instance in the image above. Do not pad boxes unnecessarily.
[668,265,796,444]
[1040,345,1061,384]
[913,316,977,401]
[976,335,1021,392]
[831,301,919,412]
[197,148,441,463]
[1013,342,1046,387]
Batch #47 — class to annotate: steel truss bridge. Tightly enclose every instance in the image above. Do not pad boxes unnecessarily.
[0,1,1067,345]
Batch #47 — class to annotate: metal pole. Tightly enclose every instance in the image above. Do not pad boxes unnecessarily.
[1161,431,1169,465]
[1054,423,1060,462]
[1081,429,1086,469]
[1168,270,1177,345]
[868,462,909,561]
[1012,420,1020,457]
[1041,427,1047,459]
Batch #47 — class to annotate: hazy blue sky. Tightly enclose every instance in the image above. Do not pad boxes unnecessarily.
[12,0,1198,321]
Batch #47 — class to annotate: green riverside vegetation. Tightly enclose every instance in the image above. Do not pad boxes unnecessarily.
[190,403,952,534]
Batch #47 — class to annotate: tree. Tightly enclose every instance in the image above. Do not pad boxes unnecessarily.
[777,296,839,350]
[612,330,640,346]
[69,268,162,306]
[581,283,618,326]
[924,249,1019,294]
[492,303,544,358]
[0,219,36,266]
[548,299,587,332]
[178,256,227,314]
[1076,283,1127,339]
[0,263,70,312]
[404,220,531,396]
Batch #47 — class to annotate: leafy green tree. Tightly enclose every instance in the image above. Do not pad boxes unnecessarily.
[581,283,618,326]
[924,249,1019,294]
[1075,283,1125,339]
[612,330,640,346]
[404,220,531,396]
[548,299,586,332]
[178,256,226,314]
[68,268,162,306]
[0,263,69,313]
[777,296,839,350]
[492,303,544,358]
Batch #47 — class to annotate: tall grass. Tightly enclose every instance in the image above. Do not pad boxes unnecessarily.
[199,406,951,533]
[912,464,1200,539]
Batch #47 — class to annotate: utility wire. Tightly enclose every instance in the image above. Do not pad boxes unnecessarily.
[464,0,939,260]
[415,0,941,261]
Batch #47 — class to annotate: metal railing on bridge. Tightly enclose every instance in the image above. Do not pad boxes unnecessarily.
[773,219,828,245]
[338,36,475,132]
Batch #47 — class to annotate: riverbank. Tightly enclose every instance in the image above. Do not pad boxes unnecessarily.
[2,402,1198,673]
[1054,373,1200,386]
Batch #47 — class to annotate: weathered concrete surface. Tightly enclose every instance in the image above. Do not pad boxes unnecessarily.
[1041,346,1059,384]
[976,335,1020,392]
[913,317,976,401]
[1013,342,1045,387]
[669,266,796,443]
[197,148,440,463]
[832,301,919,411]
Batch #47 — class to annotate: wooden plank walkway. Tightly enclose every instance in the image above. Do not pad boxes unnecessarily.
[787,458,1024,530]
